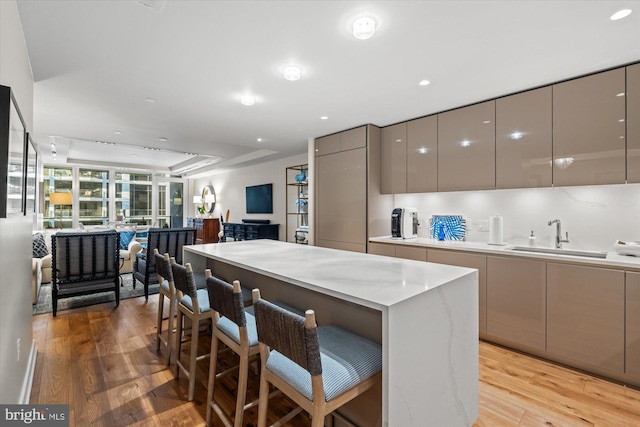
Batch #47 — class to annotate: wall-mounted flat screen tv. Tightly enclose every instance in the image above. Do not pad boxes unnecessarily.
[246,183,273,214]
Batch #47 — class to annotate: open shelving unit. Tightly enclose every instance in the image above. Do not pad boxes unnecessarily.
[286,164,308,244]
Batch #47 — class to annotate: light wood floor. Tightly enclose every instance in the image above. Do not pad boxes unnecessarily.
[30,296,640,426]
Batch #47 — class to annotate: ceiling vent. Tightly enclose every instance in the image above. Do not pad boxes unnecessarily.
[136,0,166,13]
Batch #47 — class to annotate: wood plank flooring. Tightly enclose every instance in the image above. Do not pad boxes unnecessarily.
[30,296,640,426]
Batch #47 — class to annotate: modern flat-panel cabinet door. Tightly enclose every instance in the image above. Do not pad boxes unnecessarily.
[368,242,396,257]
[395,245,427,262]
[381,123,407,194]
[486,256,546,351]
[437,100,496,191]
[427,249,487,334]
[626,271,640,379]
[340,126,367,151]
[552,68,626,186]
[316,147,367,252]
[628,63,640,183]
[407,115,438,193]
[496,87,552,189]
[547,263,624,373]
[315,133,341,156]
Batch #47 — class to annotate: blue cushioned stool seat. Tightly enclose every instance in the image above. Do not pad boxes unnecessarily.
[265,325,382,401]
[180,289,211,313]
[216,312,259,346]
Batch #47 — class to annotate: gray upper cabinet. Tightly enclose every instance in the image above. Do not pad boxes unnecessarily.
[381,123,407,194]
[437,100,496,191]
[315,127,366,157]
[315,133,340,156]
[547,263,624,374]
[496,87,552,189]
[627,64,640,183]
[407,115,438,193]
[552,68,626,186]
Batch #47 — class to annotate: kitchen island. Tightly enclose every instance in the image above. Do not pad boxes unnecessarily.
[184,239,478,427]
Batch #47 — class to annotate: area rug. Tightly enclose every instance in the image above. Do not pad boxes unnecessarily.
[32,274,160,315]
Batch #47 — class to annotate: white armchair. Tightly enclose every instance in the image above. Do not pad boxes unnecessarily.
[119,239,142,274]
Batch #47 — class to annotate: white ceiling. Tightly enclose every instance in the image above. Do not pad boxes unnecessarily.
[16,0,640,176]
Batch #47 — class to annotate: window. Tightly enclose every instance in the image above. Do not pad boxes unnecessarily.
[116,172,152,224]
[43,167,72,229]
[79,168,109,226]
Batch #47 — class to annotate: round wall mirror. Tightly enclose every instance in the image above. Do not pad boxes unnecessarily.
[202,185,216,214]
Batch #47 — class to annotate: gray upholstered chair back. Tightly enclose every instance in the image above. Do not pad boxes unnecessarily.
[254,299,322,376]
[154,251,173,284]
[53,230,119,283]
[206,276,246,327]
[146,228,195,270]
[172,262,197,299]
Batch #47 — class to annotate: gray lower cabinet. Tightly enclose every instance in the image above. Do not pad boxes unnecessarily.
[427,249,487,334]
[486,256,546,351]
[627,271,640,379]
[547,263,625,374]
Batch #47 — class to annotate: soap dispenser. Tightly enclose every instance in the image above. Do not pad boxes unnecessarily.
[528,230,536,247]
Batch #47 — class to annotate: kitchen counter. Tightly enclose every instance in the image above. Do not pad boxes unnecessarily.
[370,236,640,270]
[184,239,479,427]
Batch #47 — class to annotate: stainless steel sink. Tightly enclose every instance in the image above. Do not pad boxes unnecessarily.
[507,246,608,259]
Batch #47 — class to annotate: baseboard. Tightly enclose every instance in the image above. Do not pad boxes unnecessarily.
[19,339,37,404]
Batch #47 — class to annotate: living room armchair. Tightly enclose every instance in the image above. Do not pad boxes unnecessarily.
[133,227,196,300]
[51,230,120,316]
[119,238,142,274]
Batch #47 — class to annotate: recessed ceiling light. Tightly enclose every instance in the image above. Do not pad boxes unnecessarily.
[418,147,428,154]
[352,17,376,40]
[158,137,168,142]
[283,65,302,81]
[257,138,263,142]
[240,94,255,106]
[114,131,121,135]
[460,140,471,147]
[610,9,632,20]
[510,132,523,140]
[145,97,156,103]
[419,80,430,86]
[320,116,328,120]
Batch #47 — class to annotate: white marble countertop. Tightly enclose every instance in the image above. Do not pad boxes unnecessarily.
[184,239,476,310]
[370,236,640,270]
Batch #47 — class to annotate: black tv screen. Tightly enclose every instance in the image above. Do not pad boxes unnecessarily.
[246,183,273,214]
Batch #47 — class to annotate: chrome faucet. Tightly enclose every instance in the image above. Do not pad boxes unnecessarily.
[548,219,569,249]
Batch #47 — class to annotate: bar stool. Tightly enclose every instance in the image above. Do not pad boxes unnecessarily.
[252,289,383,427]
[205,276,261,427]
[172,262,215,401]
[154,250,177,365]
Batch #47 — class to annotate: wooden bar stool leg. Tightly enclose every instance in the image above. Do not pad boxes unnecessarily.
[156,291,165,351]
[257,371,269,427]
[187,314,200,401]
[166,295,176,366]
[205,334,220,426]
[234,348,250,427]
[175,310,184,379]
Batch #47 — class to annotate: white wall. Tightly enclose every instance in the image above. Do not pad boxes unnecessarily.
[394,183,640,251]
[192,153,308,240]
[0,0,36,404]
